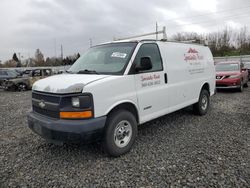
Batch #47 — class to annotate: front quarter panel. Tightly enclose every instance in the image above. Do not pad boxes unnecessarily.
[83,75,138,119]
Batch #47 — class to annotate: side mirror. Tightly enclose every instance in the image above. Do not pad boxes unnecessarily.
[136,57,152,72]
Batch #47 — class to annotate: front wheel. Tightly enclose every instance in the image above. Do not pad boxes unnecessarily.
[103,110,137,157]
[18,83,27,91]
[238,81,243,92]
[193,89,210,116]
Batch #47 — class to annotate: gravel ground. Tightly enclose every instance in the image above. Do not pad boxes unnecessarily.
[0,88,249,187]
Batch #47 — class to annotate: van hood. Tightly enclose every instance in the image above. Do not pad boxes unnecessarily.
[32,74,110,94]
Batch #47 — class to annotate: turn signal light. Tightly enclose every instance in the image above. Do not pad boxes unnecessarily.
[60,111,92,119]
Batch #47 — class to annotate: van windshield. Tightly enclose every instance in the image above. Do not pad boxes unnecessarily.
[69,42,137,75]
[244,63,250,69]
[215,63,239,72]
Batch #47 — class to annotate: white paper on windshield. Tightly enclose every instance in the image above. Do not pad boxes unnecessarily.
[111,52,127,58]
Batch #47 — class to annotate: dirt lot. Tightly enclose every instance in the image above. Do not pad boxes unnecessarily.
[0,88,249,187]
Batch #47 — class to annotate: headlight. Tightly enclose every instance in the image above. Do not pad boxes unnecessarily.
[71,97,80,108]
[229,75,240,78]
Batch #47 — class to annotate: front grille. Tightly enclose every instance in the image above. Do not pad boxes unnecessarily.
[33,106,59,118]
[32,92,61,103]
[32,91,61,118]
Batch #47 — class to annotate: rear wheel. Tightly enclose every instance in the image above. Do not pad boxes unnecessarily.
[243,82,248,88]
[193,89,210,116]
[103,110,137,157]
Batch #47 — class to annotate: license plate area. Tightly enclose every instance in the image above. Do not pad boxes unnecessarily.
[33,122,42,135]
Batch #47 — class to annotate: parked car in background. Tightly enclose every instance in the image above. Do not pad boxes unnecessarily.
[243,62,250,80]
[3,68,53,91]
[14,69,24,76]
[0,69,19,87]
[22,69,32,76]
[215,61,248,92]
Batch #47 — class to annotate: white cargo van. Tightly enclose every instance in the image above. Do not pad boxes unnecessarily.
[28,39,215,156]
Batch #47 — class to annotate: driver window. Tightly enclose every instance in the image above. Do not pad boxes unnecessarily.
[134,43,163,73]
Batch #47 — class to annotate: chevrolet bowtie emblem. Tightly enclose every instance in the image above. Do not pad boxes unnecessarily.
[39,101,46,108]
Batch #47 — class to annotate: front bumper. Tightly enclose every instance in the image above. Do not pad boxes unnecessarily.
[216,78,241,89]
[27,111,106,143]
[216,85,240,89]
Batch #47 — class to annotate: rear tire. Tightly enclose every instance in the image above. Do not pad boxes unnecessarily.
[243,82,248,88]
[193,89,210,116]
[103,110,137,157]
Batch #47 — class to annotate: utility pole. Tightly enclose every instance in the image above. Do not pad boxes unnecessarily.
[54,38,57,57]
[89,38,92,47]
[60,44,63,60]
[162,26,167,40]
[156,22,158,40]
[18,52,22,65]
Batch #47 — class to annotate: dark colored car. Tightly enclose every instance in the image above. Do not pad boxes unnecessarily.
[0,69,19,87]
[243,62,250,80]
[3,68,53,91]
[215,61,248,92]
[22,69,32,76]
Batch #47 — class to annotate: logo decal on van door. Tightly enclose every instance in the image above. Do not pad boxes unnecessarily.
[141,74,161,88]
[184,48,205,74]
[184,48,204,62]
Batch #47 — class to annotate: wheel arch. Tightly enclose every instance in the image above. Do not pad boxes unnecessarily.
[200,82,210,95]
[106,101,139,123]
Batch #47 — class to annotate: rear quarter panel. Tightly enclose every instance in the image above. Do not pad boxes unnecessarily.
[158,42,215,109]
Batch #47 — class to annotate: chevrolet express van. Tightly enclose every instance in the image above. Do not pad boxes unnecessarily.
[28,40,215,156]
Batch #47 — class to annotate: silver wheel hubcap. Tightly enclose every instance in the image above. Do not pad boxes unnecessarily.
[19,84,26,91]
[114,120,132,148]
[201,95,208,111]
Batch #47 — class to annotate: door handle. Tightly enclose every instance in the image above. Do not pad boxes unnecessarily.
[164,73,168,84]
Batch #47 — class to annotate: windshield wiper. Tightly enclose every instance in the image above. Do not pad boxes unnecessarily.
[77,69,99,74]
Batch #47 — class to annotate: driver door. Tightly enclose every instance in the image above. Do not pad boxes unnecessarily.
[133,43,168,123]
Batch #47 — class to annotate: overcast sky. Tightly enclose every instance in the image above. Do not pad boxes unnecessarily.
[0,0,250,62]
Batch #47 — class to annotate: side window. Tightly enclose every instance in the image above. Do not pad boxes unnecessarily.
[134,43,163,73]
[7,70,17,77]
[44,69,51,76]
[0,70,7,76]
[32,70,42,77]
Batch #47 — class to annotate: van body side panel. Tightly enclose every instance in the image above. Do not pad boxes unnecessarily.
[158,42,215,113]
[158,43,192,108]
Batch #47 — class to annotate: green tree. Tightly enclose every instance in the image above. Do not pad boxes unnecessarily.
[12,53,19,62]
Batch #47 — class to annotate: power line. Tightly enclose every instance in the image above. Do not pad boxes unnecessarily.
[169,12,250,29]
[162,4,250,23]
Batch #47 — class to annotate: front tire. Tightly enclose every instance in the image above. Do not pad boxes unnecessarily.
[103,110,137,157]
[193,89,210,116]
[18,83,27,91]
[238,81,243,92]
